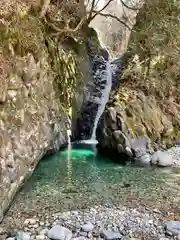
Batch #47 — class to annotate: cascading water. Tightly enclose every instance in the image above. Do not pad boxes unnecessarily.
[78,55,115,144]
[90,61,112,140]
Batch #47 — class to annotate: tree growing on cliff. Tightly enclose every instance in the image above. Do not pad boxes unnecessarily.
[39,0,142,37]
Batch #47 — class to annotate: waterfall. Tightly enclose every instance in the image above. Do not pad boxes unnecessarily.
[66,129,72,189]
[90,61,112,140]
[67,129,71,151]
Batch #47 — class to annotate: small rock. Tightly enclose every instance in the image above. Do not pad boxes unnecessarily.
[39,228,48,235]
[6,238,15,240]
[33,224,39,228]
[35,235,45,240]
[24,219,30,226]
[165,221,180,236]
[25,218,36,225]
[47,225,72,240]
[82,222,94,232]
[75,223,81,230]
[159,238,170,240]
[79,232,88,237]
[72,237,86,240]
[16,231,31,240]
[101,230,122,240]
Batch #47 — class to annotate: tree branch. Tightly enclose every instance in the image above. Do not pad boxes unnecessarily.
[87,0,114,24]
[90,11,131,30]
[120,0,141,11]
[48,17,86,36]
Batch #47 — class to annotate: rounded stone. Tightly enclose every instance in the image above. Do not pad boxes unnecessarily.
[82,222,94,232]
[47,225,72,240]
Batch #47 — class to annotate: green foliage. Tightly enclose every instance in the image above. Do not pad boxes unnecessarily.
[126,0,180,98]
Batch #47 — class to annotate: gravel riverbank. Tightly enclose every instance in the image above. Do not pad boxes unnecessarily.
[1,205,180,240]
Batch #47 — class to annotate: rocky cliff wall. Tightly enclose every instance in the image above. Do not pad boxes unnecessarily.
[98,0,180,162]
[0,1,83,220]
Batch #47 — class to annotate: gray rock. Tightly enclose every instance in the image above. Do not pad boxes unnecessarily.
[136,153,151,165]
[39,228,48,236]
[130,136,149,154]
[151,151,173,167]
[16,231,31,240]
[79,232,88,237]
[72,237,86,240]
[117,144,124,153]
[47,225,72,240]
[108,107,117,122]
[35,235,45,240]
[6,238,15,240]
[165,221,180,236]
[82,222,94,232]
[101,230,122,240]
[125,146,133,157]
[113,131,130,147]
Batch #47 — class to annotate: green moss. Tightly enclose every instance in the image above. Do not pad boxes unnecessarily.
[0,15,45,59]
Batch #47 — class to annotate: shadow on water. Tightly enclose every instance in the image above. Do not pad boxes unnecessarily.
[8,143,180,218]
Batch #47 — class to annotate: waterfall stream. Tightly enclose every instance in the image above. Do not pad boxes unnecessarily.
[90,61,112,140]
[78,54,115,144]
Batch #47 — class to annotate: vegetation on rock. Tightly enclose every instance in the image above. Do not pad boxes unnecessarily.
[109,0,180,146]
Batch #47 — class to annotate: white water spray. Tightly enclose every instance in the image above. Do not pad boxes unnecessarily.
[90,61,112,141]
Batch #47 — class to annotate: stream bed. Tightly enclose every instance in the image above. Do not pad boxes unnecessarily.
[4,143,180,221]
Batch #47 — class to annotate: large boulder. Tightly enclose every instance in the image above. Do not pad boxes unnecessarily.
[98,87,179,159]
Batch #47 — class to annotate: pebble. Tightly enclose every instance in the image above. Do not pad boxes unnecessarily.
[73,237,86,240]
[35,235,45,240]
[101,230,122,239]
[47,225,72,240]
[16,231,31,240]
[82,222,94,232]
[2,206,171,240]
[79,231,88,237]
[39,228,48,235]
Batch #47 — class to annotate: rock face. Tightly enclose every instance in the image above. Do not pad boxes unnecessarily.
[98,87,180,162]
[0,53,70,221]
[87,0,140,57]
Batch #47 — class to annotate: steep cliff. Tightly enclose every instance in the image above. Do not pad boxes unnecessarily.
[0,0,87,220]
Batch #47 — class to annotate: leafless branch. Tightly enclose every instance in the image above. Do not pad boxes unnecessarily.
[48,17,86,36]
[87,0,114,23]
[90,11,131,30]
[120,0,141,11]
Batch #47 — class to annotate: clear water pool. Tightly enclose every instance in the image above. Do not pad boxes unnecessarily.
[7,143,180,219]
